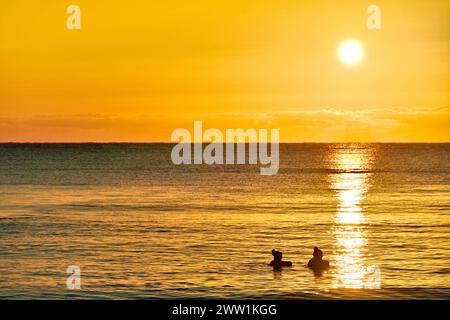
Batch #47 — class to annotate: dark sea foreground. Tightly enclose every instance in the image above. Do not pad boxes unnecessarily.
[0,143,449,299]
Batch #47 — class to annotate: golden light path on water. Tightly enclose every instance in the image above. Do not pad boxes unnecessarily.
[329,146,379,289]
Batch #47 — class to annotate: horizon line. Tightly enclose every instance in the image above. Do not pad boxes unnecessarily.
[0,141,449,144]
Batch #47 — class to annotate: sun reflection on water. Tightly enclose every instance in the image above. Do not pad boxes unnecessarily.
[329,145,377,289]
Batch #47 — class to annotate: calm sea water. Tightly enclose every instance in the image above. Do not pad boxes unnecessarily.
[0,143,449,299]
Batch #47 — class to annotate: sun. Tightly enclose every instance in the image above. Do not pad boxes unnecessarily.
[338,40,364,65]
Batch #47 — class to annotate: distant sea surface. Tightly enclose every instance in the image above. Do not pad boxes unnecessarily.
[0,143,449,299]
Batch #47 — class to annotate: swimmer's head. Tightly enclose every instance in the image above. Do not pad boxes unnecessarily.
[313,247,323,259]
[272,249,283,261]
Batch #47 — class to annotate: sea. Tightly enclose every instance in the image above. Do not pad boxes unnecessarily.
[0,143,449,299]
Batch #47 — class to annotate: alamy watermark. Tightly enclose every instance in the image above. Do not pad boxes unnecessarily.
[367,5,382,30]
[365,265,381,289]
[66,5,81,30]
[66,265,81,290]
[171,121,279,175]
[66,4,381,31]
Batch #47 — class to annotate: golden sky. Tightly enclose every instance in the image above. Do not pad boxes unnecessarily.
[0,0,448,142]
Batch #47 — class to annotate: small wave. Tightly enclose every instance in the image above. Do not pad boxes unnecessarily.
[432,268,450,275]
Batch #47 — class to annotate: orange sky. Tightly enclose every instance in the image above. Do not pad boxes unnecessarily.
[0,0,448,142]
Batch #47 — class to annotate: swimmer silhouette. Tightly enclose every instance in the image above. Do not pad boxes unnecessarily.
[269,249,293,269]
[307,247,330,276]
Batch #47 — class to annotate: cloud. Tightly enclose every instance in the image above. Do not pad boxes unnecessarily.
[0,107,449,142]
